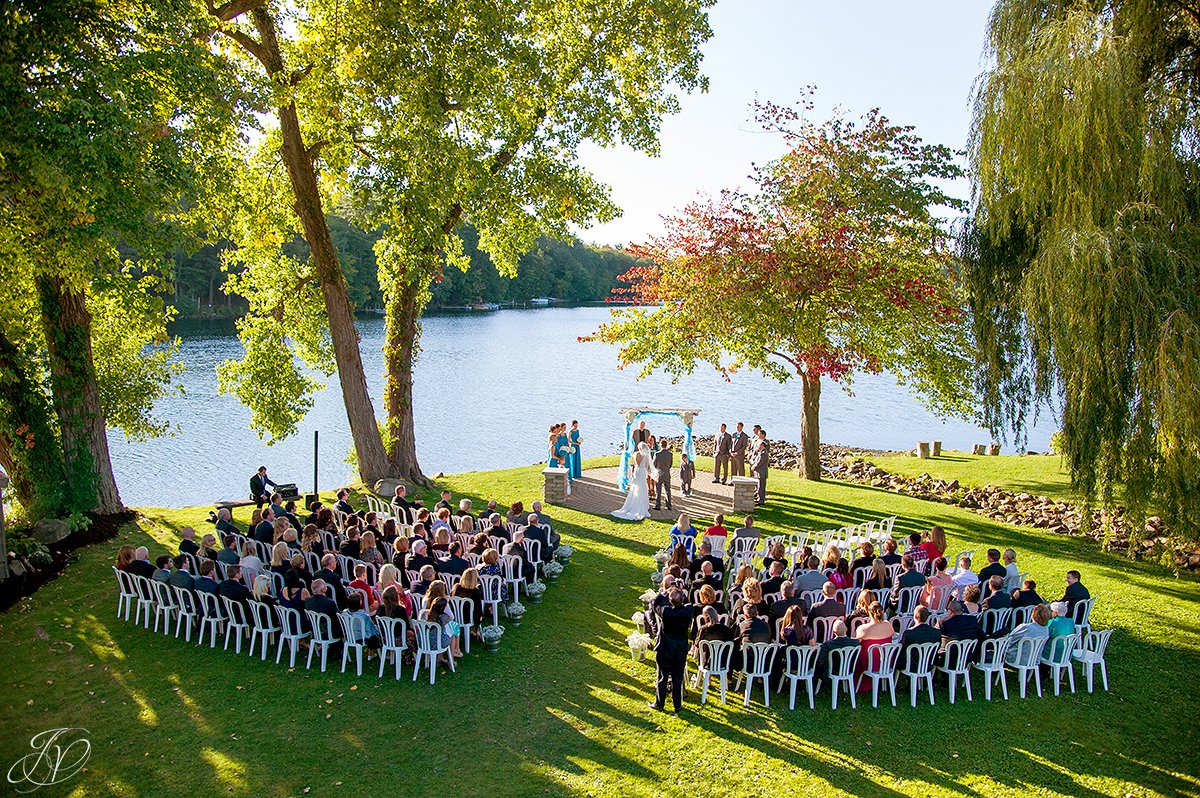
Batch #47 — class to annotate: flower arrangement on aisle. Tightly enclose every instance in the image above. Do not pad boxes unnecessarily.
[650,570,664,586]
[626,630,653,661]
[632,611,646,633]
[554,544,574,563]
[506,600,526,627]
[526,580,547,603]
[639,589,657,605]
[543,560,564,582]
[482,624,505,652]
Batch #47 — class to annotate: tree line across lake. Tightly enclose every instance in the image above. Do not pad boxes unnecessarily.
[170,219,640,317]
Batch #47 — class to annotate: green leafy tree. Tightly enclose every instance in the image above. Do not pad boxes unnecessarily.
[965,0,1200,542]
[0,0,245,514]
[211,0,713,483]
[592,98,975,479]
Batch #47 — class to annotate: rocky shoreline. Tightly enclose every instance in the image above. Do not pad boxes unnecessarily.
[660,435,1198,571]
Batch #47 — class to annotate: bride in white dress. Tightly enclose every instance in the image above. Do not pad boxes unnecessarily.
[612,442,652,520]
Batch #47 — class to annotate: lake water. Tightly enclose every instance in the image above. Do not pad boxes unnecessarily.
[107,306,1056,507]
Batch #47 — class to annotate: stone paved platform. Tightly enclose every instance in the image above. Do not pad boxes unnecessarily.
[559,466,748,523]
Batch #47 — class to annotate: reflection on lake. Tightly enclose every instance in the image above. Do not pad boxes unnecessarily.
[107,306,1055,507]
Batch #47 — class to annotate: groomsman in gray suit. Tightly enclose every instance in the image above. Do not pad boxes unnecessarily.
[712,423,732,484]
[652,445,674,511]
[750,428,770,505]
[731,422,750,477]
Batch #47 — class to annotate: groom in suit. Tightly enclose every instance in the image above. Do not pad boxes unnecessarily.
[653,445,674,511]
[750,429,770,505]
[731,422,750,477]
[712,424,732,484]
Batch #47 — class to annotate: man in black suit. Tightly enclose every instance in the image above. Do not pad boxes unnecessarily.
[339,528,362,559]
[179,526,201,556]
[879,539,902,567]
[217,535,240,565]
[215,509,240,538]
[168,555,196,592]
[194,560,220,594]
[404,540,438,575]
[315,553,349,610]
[218,565,252,614]
[712,423,732,484]
[649,589,692,713]
[1012,578,1045,608]
[409,565,437,596]
[521,514,553,562]
[816,620,859,679]
[440,542,470,576]
[768,581,805,622]
[981,576,1012,611]
[250,466,277,507]
[759,561,787,596]
[808,582,846,624]
[899,606,941,659]
[749,429,770,505]
[434,490,453,512]
[254,508,276,545]
[304,580,341,641]
[632,420,651,446]
[485,513,511,544]
[978,549,1007,598]
[391,484,424,513]
[849,542,876,574]
[691,560,723,594]
[333,489,354,516]
[652,445,674,511]
[503,531,537,583]
[1060,570,1090,615]
[128,547,156,579]
[938,599,984,658]
[689,540,724,579]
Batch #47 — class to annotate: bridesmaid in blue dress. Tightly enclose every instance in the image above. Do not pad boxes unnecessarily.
[547,425,559,468]
[569,420,583,479]
[556,424,572,483]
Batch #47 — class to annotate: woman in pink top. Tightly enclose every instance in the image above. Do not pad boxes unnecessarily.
[829,558,854,590]
[920,556,953,606]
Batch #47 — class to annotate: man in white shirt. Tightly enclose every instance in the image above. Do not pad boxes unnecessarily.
[951,555,980,594]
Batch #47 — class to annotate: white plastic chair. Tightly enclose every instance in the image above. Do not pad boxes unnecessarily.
[1040,633,1079,695]
[900,642,939,707]
[939,639,978,703]
[113,568,137,621]
[826,645,861,710]
[305,610,338,672]
[895,586,922,616]
[151,579,178,635]
[835,587,861,613]
[738,642,780,707]
[221,597,251,654]
[376,616,408,680]
[973,635,1012,700]
[1006,636,1048,698]
[338,612,369,676]
[695,639,734,705]
[479,574,505,625]
[173,586,199,643]
[1072,628,1112,693]
[1010,605,1034,629]
[811,616,839,644]
[499,555,526,602]
[1071,597,1096,637]
[413,619,454,684]
[925,585,954,618]
[861,642,902,708]
[799,589,824,610]
[274,605,310,667]
[447,596,475,653]
[980,607,1011,637]
[782,645,820,710]
[247,600,280,660]
[196,591,225,648]
[132,575,157,629]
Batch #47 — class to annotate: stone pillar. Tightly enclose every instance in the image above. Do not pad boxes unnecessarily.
[731,476,758,513]
[988,443,1002,456]
[917,442,930,459]
[543,467,569,505]
[931,441,942,457]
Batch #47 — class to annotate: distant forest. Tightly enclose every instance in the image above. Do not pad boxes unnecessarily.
[169,217,640,316]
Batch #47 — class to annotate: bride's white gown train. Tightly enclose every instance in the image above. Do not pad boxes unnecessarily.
[612,450,651,520]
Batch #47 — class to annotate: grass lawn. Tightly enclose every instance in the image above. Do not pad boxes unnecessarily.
[871,449,1079,503]
[1,458,1197,797]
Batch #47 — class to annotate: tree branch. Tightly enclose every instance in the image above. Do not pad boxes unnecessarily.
[223,28,270,68]
[209,0,265,22]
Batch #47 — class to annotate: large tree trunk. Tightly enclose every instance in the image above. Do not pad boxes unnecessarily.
[36,276,122,513]
[384,274,426,483]
[247,6,391,487]
[800,370,822,481]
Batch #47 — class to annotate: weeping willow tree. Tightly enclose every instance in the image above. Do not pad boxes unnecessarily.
[966,0,1200,546]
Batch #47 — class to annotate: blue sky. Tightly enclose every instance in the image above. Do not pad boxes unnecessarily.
[576,0,994,246]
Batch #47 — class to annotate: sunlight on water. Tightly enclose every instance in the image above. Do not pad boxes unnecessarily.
[108,307,1055,507]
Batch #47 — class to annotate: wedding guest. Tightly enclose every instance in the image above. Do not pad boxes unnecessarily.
[768,581,805,622]
[762,541,789,572]
[793,557,827,595]
[451,568,484,631]
[199,533,220,560]
[962,583,983,614]
[179,527,200,556]
[218,564,251,612]
[503,531,537,583]
[168,556,195,593]
[705,513,728,542]
[816,619,858,680]
[405,540,438,575]
[431,528,452,554]
[505,501,526,526]
[441,542,470,576]
[246,509,263,539]
[849,542,875,574]
[939,599,984,653]
[732,515,759,541]
[820,544,842,573]
[486,513,511,544]
[216,536,240,566]
[195,560,219,594]
[301,525,324,557]
[124,546,153,579]
[252,574,276,607]
[339,527,361,559]
[830,558,853,590]
[522,514,552,562]
[215,510,240,539]
[862,559,889,592]
[349,563,380,613]
[304,501,322,526]
[982,577,1012,611]
[779,605,813,646]
[304,579,341,641]
[151,556,172,583]
[469,533,490,557]
[1060,570,1091,615]
[898,606,940,657]
[846,589,877,626]
[392,484,423,513]
[531,500,553,531]
[315,553,348,609]
[904,532,930,568]
[279,571,310,626]
[434,490,453,512]
[239,541,264,584]
[1012,578,1045,608]
[760,561,788,596]
[919,526,947,561]
[978,549,1007,598]
[649,588,692,712]
[409,564,437,596]
[854,602,895,687]
[334,488,354,516]
[668,513,698,558]
[1002,548,1020,589]
[380,584,411,623]
[730,563,755,596]
[920,557,952,606]
[690,539,725,578]
[808,582,847,624]
[1004,603,1051,667]
[951,556,980,593]
[346,593,382,652]
[1047,601,1075,640]
[879,538,902,567]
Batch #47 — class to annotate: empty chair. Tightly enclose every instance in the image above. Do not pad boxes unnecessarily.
[247,600,280,661]
[737,642,780,707]
[151,579,178,636]
[948,550,974,576]
[274,605,310,667]
[799,589,824,610]
[305,611,338,672]
[221,597,251,654]
[900,641,939,707]
[826,645,861,710]
[973,636,1013,700]
[979,607,1012,637]
[412,619,455,684]
[695,639,734,705]
[499,555,526,601]
[861,641,902,708]
[1006,636,1048,698]
[338,612,369,676]
[939,639,978,703]
[196,591,226,648]
[376,616,408,680]
[447,596,475,653]
[1040,633,1079,696]
[113,567,137,621]
[782,645,821,710]
[1072,628,1113,693]
[873,587,892,611]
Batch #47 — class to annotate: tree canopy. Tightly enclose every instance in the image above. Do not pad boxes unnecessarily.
[592,97,974,478]
[966,0,1200,543]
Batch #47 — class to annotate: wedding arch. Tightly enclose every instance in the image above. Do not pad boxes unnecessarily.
[618,407,700,491]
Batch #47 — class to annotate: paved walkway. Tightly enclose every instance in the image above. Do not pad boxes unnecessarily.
[563,466,741,522]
